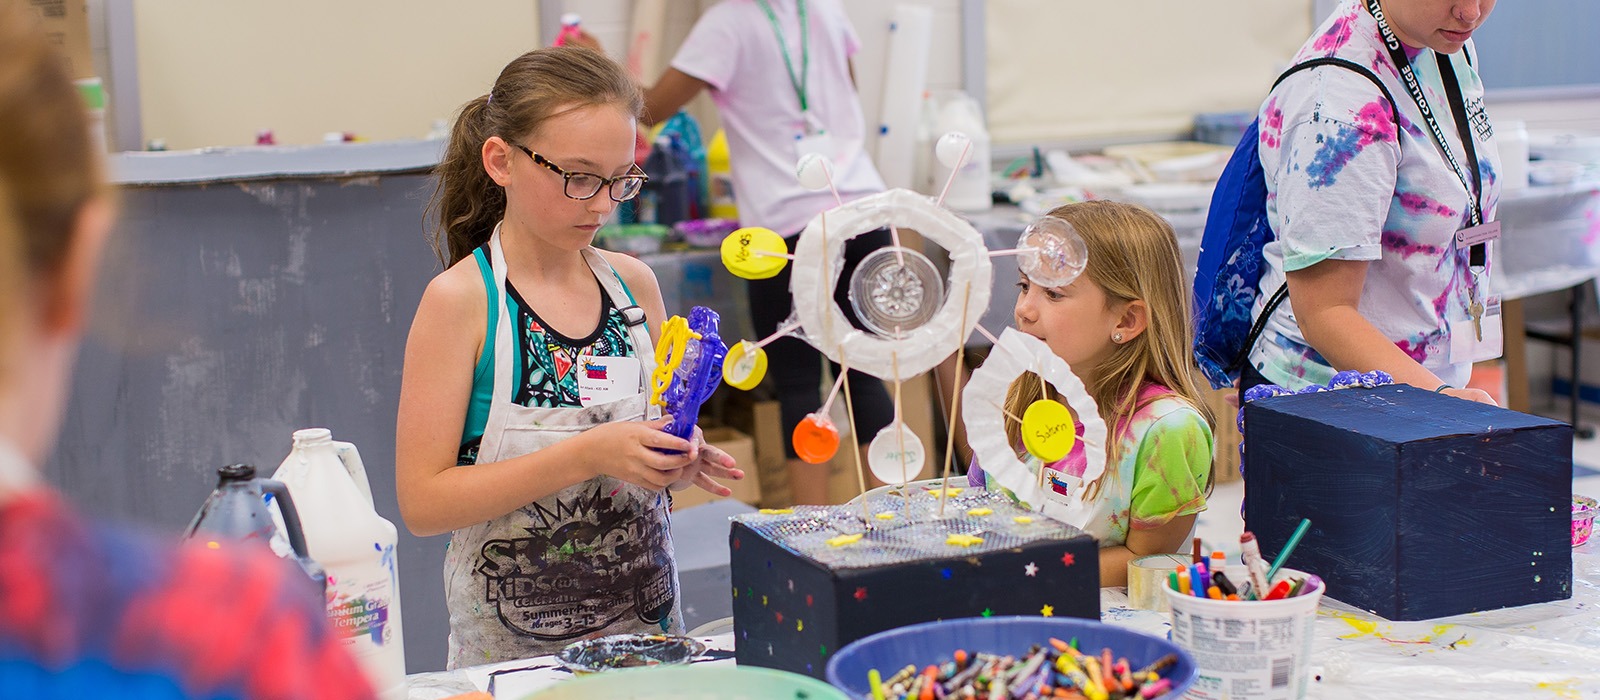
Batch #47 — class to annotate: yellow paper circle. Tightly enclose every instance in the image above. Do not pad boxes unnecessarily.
[1021,399,1076,463]
[721,227,789,280]
[721,341,768,390]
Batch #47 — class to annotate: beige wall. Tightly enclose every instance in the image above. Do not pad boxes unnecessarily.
[986,0,1311,144]
[134,1,539,149]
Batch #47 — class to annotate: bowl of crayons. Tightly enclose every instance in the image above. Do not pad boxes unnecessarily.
[825,616,1196,699]
[1575,495,1597,547]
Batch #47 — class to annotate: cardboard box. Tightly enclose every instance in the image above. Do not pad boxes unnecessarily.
[671,427,761,511]
[731,492,1099,679]
[28,0,94,80]
[1243,384,1571,620]
[1203,385,1242,483]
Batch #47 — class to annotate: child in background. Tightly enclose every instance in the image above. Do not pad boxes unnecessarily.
[579,0,896,504]
[394,47,741,668]
[970,201,1216,587]
[0,3,375,697]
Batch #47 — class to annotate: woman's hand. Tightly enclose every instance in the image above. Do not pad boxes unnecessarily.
[581,417,694,491]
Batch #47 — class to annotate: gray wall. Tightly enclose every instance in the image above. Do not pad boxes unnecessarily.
[45,171,453,672]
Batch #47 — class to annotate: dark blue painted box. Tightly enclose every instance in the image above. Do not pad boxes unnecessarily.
[1244,384,1571,621]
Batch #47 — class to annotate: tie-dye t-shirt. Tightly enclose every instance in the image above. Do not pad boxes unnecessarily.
[1248,0,1501,390]
[969,383,1213,546]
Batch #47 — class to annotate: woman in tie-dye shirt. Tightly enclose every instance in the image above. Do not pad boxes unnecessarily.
[1246,0,1501,403]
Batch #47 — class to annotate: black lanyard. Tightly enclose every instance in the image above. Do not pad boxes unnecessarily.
[1365,0,1486,270]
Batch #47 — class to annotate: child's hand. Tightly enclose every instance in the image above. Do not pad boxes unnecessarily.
[584,417,694,491]
[672,426,746,497]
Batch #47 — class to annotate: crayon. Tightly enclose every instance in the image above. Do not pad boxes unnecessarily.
[1206,585,1224,600]
[1287,577,1306,598]
[869,669,886,700]
[1140,678,1172,698]
[1177,570,1192,595]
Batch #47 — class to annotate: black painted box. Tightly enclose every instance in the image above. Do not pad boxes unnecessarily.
[729,491,1099,679]
[1244,384,1571,620]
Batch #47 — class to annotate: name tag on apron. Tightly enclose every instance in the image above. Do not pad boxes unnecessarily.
[577,356,642,407]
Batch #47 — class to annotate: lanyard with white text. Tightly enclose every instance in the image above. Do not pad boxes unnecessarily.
[1365,0,1486,278]
[755,0,809,114]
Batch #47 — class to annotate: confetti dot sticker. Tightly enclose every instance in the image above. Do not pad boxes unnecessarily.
[722,227,788,280]
[722,341,768,390]
[1021,399,1076,462]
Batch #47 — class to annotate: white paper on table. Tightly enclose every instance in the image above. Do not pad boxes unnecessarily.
[465,634,736,698]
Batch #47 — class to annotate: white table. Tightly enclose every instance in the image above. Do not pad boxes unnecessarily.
[408,540,1600,699]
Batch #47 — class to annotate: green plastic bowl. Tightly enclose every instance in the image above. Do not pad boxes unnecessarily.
[520,665,847,699]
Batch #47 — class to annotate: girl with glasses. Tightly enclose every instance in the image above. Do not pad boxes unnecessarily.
[396,46,743,667]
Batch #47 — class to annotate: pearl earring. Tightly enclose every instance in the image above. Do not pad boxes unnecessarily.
[1113,332,1124,343]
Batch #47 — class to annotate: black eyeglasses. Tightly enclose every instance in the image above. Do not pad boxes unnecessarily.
[511,143,648,202]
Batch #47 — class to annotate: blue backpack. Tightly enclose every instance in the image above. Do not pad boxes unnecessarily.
[1192,57,1397,389]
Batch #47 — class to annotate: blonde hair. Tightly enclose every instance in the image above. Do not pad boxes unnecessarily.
[428,46,643,267]
[0,0,102,273]
[1003,200,1216,499]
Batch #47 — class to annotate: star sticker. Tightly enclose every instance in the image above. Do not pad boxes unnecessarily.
[732,537,740,550]
[980,608,994,617]
[854,587,868,601]
[820,644,828,656]
[1024,562,1038,577]
[788,579,794,592]
[775,611,784,623]
[1041,604,1054,617]
[1061,552,1077,567]
[797,619,804,631]
[941,568,953,580]
[806,594,814,607]
[768,643,774,656]
[947,533,984,547]
[762,595,768,606]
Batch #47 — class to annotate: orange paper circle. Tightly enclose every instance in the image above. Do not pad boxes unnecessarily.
[792,413,840,464]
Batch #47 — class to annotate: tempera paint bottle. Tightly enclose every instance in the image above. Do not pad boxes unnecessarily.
[273,429,406,700]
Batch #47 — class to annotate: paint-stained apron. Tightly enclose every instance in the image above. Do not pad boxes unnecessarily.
[444,225,682,669]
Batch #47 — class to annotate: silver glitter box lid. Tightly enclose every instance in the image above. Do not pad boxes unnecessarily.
[733,488,1090,570]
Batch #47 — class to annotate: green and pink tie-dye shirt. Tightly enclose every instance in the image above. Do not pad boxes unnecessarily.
[970,383,1213,546]
[1248,0,1502,390]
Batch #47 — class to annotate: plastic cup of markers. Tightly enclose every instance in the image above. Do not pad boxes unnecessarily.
[1162,568,1322,700]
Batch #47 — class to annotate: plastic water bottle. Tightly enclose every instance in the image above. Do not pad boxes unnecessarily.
[184,464,327,599]
[273,429,406,700]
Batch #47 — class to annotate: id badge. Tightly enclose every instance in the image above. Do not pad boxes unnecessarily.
[1448,295,1504,364]
[576,356,642,407]
[1454,221,1501,248]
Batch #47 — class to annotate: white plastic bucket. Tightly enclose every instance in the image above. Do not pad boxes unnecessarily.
[1163,568,1321,700]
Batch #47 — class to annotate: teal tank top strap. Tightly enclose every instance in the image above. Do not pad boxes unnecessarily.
[462,247,500,450]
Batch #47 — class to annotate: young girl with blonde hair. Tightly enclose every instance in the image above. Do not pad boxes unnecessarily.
[971,200,1215,587]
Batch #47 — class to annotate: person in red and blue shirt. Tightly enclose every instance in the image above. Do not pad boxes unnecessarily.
[0,3,377,697]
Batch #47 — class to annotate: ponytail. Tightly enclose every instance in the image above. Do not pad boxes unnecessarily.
[428,95,503,267]
[425,46,642,269]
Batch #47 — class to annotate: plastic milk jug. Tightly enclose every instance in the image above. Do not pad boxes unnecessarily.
[273,429,406,700]
[184,463,327,598]
[931,90,993,212]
